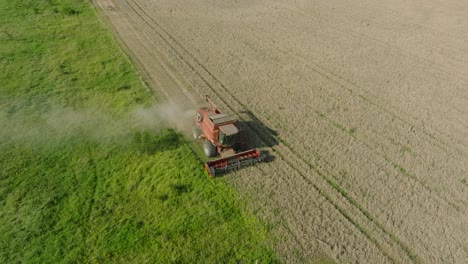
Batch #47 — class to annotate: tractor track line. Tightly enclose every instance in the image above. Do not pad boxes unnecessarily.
[125,0,412,261]
[276,110,461,211]
[231,13,468,154]
[122,0,420,262]
[91,0,196,108]
[269,146,398,263]
[231,24,465,210]
[236,24,468,156]
[203,28,467,210]
[144,7,467,207]
[255,164,310,260]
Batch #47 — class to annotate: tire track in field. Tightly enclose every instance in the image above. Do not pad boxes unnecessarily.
[90,2,362,262]
[225,32,466,210]
[142,2,466,219]
[196,16,468,259]
[233,8,468,154]
[213,3,468,154]
[349,0,468,43]
[146,2,468,197]
[202,18,468,197]
[124,1,408,262]
[116,1,467,262]
[282,3,468,88]
[231,5,467,261]
[217,5,468,208]
[92,0,197,108]
[120,0,420,262]
[78,146,99,260]
[420,0,468,16]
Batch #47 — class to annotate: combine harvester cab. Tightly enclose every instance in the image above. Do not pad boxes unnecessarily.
[193,95,263,177]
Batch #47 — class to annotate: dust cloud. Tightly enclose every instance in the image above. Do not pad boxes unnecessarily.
[0,101,196,144]
[132,101,195,135]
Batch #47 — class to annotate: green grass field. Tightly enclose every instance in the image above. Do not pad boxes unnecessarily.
[0,0,276,262]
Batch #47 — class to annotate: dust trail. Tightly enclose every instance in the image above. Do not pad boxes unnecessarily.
[0,101,195,144]
[132,101,195,136]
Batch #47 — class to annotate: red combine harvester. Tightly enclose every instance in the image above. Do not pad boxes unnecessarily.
[193,95,263,176]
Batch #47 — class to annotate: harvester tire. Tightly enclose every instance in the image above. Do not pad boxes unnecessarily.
[203,140,217,157]
[192,127,201,140]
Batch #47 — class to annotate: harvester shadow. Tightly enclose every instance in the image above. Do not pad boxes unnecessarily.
[238,110,278,164]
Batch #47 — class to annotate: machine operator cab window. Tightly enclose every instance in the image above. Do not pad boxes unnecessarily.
[219,131,236,146]
[218,124,238,146]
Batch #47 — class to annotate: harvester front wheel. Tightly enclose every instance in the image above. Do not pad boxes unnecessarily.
[192,126,201,140]
[203,140,217,157]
